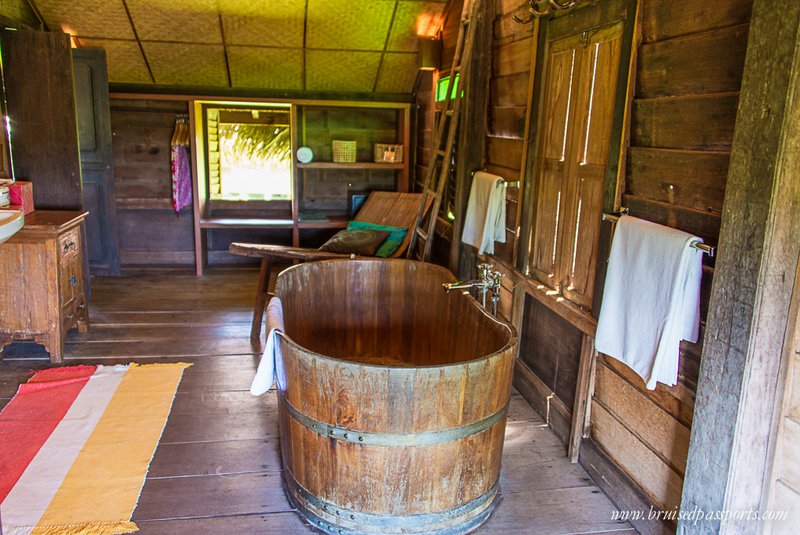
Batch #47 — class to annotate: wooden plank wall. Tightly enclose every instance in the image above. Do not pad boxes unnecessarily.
[414,70,435,193]
[111,98,196,266]
[419,0,758,524]
[486,0,533,264]
[590,0,754,514]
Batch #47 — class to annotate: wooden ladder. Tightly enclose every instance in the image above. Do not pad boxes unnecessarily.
[407,0,480,262]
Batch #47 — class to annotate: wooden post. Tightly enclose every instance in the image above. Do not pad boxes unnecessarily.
[680,1,800,532]
[451,0,492,278]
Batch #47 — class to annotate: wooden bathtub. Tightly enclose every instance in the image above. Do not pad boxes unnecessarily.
[273,259,517,534]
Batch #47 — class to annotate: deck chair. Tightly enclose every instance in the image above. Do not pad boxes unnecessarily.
[230,191,430,340]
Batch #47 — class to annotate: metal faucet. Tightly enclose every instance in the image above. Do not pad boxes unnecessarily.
[443,263,503,315]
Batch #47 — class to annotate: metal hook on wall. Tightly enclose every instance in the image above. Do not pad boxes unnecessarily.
[512,0,582,24]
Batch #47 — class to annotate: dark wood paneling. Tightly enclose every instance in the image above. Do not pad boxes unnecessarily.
[1,30,82,209]
[626,147,729,214]
[519,294,583,409]
[632,93,740,151]
[623,194,721,247]
[486,136,523,170]
[641,0,754,43]
[117,208,195,254]
[489,106,526,138]
[492,37,533,77]
[491,72,532,107]
[111,99,192,266]
[637,24,749,98]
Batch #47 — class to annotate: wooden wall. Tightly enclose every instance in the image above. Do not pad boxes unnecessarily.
[111,98,196,266]
[486,0,533,263]
[419,0,757,529]
[591,0,754,515]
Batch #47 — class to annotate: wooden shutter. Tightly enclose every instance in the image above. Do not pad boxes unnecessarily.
[528,21,625,309]
[207,109,221,196]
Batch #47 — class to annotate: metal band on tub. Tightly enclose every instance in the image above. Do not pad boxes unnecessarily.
[279,395,508,447]
[285,470,499,534]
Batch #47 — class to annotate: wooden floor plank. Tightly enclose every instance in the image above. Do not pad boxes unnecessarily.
[135,512,311,534]
[147,438,282,478]
[132,472,291,521]
[0,268,629,534]
[481,486,632,533]
[160,410,280,444]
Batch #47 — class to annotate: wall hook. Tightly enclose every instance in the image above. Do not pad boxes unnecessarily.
[513,0,583,24]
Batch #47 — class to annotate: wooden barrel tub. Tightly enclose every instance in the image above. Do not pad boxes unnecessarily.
[273,259,517,535]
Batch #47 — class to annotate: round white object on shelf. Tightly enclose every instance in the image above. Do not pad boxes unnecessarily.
[296,147,314,163]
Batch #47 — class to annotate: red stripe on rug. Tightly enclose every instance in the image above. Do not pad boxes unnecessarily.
[0,365,97,503]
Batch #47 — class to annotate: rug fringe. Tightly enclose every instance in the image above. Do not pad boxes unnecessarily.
[24,521,139,535]
[129,362,193,370]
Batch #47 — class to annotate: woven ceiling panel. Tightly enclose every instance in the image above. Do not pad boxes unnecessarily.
[34,0,134,39]
[306,0,396,51]
[306,50,382,92]
[375,52,418,93]
[77,39,152,84]
[220,0,305,48]
[126,0,222,43]
[386,1,447,52]
[228,46,303,89]
[143,42,228,86]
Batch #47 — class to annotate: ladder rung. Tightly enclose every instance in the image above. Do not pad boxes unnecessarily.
[435,149,447,157]
[415,227,429,241]
[423,187,437,198]
[453,65,462,73]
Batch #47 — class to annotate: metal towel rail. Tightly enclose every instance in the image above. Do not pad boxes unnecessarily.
[602,209,716,258]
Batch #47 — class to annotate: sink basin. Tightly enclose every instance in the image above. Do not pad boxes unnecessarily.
[0,210,24,245]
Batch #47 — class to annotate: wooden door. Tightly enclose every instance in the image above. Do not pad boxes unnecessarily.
[528,19,624,309]
[73,48,120,275]
[0,30,82,209]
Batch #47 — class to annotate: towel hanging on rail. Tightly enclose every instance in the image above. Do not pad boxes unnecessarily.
[594,215,703,390]
[461,171,506,255]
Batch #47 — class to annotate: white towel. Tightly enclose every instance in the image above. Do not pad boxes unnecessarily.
[595,216,703,390]
[461,171,507,255]
[250,297,285,396]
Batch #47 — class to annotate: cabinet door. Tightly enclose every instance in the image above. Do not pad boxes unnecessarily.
[58,228,83,313]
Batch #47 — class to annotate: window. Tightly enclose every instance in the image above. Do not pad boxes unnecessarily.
[204,104,291,201]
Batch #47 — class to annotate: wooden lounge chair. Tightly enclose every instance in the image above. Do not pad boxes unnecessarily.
[230,191,429,340]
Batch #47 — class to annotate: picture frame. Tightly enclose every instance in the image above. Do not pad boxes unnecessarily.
[348,190,370,219]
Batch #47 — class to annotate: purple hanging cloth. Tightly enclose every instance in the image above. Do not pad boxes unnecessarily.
[171,116,192,214]
[171,145,192,214]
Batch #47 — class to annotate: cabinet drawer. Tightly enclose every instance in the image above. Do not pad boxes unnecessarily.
[58,228,81,262]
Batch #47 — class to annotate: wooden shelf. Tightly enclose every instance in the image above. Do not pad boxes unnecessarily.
[296,162,404,170]
[297,217,349,229]
[199,217,294,229]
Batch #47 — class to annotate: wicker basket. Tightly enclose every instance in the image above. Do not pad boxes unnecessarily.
[374,143,404,163]
[332,140,357,163]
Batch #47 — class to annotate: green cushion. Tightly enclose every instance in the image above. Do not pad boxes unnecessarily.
[319,229,390,256]
[347,221,408,257]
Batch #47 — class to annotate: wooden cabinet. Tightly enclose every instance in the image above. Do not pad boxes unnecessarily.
[191,98,411,275]
[0,211,90,362]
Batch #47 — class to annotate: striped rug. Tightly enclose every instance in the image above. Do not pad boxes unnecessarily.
[0,363,191,535]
